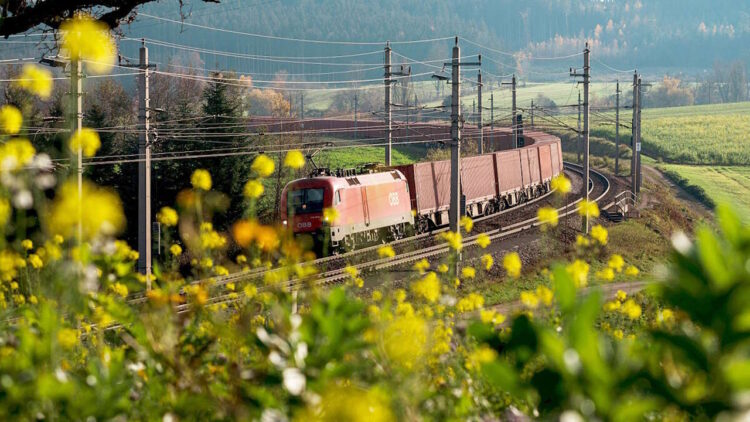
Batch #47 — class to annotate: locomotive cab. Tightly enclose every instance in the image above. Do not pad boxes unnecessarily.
[280,171,414,256]
[280,177,337,254]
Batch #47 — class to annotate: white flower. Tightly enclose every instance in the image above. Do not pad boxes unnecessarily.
[12,190,33,209]
[282,367,306,396]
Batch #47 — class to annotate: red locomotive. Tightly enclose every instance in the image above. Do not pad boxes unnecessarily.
[280,136,563,254]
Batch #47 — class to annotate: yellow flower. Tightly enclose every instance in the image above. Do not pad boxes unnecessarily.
[659,308,675,326]
[236,254,247,264]
[60,15,116,75]
[616,289,627,302]
[576,234,590,247]
[378,245,395,258]
[502,252,521,278]
[613,329,624,340]
[283,150,305,169]
[441,231,463,251]
[381,314,428,371]
[476,233,491,248]
[69,128,101,157]
[243,179,264,199]
[156,206,178,227]
[244,284,258,299]
[16,65,52,99]
[0,199,10,227]
[608,254,625,272]
[57,328,79,349]
[536,285,553,306]
[53,234,64,245]
[624,265,640,277]
[48,180,125,241]
[461,266,476,279]
[577,199,600,218]
[465,345,498,372]
[27,254,43,269]
[0,105,22,135]
[551,174,571,195]
[412,258,430,274]
[480,309,506,326]
[566,259,590,288]
[344,265,359,278]
[437,264,449,273]
[620,299,642,320]
[372,290,383,301]
[298,385,394,422]
[481,254,494,271]
[521,291,539,309]
[603,300,621,312]
[596,267,615,281]
[456,293,484,313]
[460,215,474,233]
[323,207,339,223]
[191,169,212,191]
[0,138,35,171]
[200,257,213,269]
[412,272,441,303]
[590,225,608,245]
[110,282,128,298]
[537,206,559,228]
[251,154,275,178]
[215,265,229,276]
[20,239,33,250]
[169,244,182,256]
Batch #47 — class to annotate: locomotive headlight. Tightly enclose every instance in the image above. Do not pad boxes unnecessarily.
[324,216,329,222]
[282,220,287,226]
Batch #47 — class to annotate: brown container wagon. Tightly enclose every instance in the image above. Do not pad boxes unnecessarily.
[395,138,563,232]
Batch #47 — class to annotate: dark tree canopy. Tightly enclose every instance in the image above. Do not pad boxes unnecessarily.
[0,0,219,37]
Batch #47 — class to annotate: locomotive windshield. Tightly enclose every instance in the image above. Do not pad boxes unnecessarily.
[287,188,325,215]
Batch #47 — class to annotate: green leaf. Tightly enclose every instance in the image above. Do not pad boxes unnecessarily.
[552,264,576,313]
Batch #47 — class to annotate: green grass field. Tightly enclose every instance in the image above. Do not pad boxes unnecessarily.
[585,102,750,166]
[316,143,428,168]
[658,164,750,222]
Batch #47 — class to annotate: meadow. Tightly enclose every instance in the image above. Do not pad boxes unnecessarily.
[659,164,750,222]
[588,102,750,166]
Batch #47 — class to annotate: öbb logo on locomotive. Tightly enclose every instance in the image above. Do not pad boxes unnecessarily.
[279,136,563,255]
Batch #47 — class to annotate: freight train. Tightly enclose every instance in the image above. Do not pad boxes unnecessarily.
[279,137,563,254]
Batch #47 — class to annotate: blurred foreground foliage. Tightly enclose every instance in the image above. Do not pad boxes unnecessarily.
[1,15,750,421]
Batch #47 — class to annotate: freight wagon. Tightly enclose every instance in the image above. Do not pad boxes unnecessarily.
[279,137,563,254]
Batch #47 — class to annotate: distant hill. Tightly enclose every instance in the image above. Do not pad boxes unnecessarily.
[116,0,750,78]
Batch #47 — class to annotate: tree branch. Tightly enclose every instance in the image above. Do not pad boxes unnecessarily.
[0,0,219,38]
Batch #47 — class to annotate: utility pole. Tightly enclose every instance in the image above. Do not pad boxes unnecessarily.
[637,77,643,193]
[384,42,392,166]
[71,58,83,246]
[300,93,304,121]
[490,92,494,134]
[501,74,517,147]
[615,80,621,175]
[530,99,534,129]
[406,93,410,138]
[477,70,483,154]
[383,44,409,166]
[630,70,639,198]
[354,91,358,138]
[444,37,480,233]
[449,40,461,234]
[137,41,153,289]
[570,42,590,233]
[577,91,582,163]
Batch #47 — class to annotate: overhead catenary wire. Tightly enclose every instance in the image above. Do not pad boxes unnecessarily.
[137,13,455,46]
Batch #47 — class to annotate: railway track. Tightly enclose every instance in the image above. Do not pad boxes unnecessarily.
[179,162,609,312]
[126,163,583,306]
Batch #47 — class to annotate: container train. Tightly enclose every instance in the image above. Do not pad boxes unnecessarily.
[279,137,563,254]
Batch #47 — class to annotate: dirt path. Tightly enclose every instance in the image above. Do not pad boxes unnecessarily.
[640,164,712,218]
